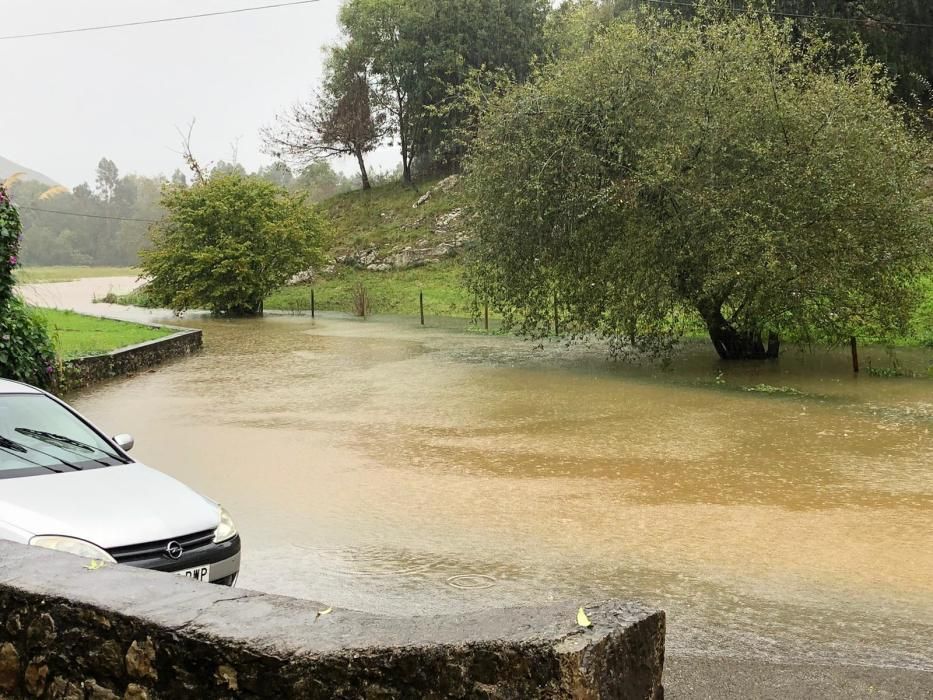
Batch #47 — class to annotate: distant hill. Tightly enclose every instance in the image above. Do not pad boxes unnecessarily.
[0,156,59,187]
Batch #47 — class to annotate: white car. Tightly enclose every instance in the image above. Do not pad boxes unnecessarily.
[0,378,239,585]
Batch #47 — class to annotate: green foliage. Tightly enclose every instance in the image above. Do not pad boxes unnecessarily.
[337,0,550,178]
[0,298,58,388]
[546,1,933,115]
[0,184,57,389]
[13,159,164,267]
[34,309,172,360]
[16,266,137,283]
[140,173,328,316]
[466,10,933,360]
[0,189,20,305]
[317,175,463,252]
[265,261,476,317]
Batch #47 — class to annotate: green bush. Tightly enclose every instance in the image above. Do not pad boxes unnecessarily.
[0,298,58,388]
[1,184,57,389]
[141,173,328,315]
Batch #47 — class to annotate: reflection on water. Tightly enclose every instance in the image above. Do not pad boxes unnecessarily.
[21,278,933,669]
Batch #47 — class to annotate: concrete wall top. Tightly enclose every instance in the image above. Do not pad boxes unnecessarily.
[0,541,665,698]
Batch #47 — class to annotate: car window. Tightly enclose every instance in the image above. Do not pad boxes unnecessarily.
[0,394,124,475]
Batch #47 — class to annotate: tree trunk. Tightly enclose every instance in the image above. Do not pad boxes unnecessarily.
[402,157,412,185]
[698,302,779,360]
[355,150,371,190]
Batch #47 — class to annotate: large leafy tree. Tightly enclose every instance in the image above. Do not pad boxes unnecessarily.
[338,0,549,181]
[552,1,933,116]
[141,173,327,316]
[467,11,933,359]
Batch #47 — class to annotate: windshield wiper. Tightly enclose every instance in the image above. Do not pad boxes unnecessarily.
[0,441,65,473]
[0,436,28,453]
[15,428,125,465]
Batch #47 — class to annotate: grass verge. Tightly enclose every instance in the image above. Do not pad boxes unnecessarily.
[16,266,139,283]
[266,261,477,317]
[34,309,173,360]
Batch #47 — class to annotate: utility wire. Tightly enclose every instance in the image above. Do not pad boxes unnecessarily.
[0,0,324,41]
[638,0,933,29]
[18,206,160,224]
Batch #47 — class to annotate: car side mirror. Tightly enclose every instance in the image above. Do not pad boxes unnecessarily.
[113,433,134,452]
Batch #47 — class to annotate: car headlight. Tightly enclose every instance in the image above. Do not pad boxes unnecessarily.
[29,535,116,563]
[213,505,237,543]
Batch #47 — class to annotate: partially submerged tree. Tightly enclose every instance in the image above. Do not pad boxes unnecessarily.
[467,10,933,359]
[140,174,327,316]
[265,46,384,189]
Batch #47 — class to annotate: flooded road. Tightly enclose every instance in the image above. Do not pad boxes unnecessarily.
[21,278,933,671]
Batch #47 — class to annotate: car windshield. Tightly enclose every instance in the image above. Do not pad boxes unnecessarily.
[0,393,126,477]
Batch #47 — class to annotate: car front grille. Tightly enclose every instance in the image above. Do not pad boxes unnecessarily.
[107,528,215,564]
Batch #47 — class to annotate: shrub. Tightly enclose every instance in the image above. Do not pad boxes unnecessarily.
[0,184,57,389]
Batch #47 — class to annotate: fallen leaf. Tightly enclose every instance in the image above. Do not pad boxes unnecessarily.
[577,607,592,628]
[84,559,107,571]
[319,607,333,615]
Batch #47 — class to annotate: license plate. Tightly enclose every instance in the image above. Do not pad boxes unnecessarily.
[176,564,211,581]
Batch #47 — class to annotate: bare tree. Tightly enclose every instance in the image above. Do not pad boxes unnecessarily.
[175,120,207,185]
[264,48,385,190]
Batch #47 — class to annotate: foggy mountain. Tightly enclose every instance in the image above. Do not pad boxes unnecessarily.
[0,156,59,187]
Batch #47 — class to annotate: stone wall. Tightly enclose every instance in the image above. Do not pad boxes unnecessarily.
[63,326,202,391]
[0,542,665,699]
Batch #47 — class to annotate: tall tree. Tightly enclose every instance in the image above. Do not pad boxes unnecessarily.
[94,157,119,202]
[265,46,385,189]
[466,11,933,359]
[338,0,549,181]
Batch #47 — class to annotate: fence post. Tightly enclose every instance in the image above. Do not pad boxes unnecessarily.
[419,290,425,326]
[310,289,315,318]
[553,293,559,336]
[850,336,859,373]
[484,303,489,331]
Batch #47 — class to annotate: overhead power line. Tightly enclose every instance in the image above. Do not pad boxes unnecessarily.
[18,206,160,224]
[0,0,324,41]
[638,0,933,29]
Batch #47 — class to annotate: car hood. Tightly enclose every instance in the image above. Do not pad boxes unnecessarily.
[0,463,219,549]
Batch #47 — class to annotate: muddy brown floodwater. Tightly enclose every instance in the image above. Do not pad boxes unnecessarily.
[20,278,933,673]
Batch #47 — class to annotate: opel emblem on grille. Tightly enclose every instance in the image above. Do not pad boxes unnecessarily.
[165,541,184,560]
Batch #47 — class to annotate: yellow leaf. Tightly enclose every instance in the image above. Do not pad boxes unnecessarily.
[319,607,333,615]
[2,172,25,189]
[576,607,592,628]
[84,559,107,571]
[38,185,69,200]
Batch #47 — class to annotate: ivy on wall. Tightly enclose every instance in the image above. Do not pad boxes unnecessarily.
[0,184,57,389]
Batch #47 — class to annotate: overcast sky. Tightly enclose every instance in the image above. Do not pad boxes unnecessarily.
[2,0,399,187]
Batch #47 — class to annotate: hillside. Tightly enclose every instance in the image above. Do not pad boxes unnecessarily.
[267,175,477,319]
[0,155,59,187]
[316,174,467,269]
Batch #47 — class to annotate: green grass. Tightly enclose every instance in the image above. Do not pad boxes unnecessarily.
[15,266,139,283]
[265,261,479,318]
[317,176,463,254]
[34,309,173,359]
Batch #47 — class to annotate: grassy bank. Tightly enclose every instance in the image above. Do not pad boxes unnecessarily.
[16,266,138,283]
[266,262,478,318]
[317,176,463,253]
[35,309,172,359]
